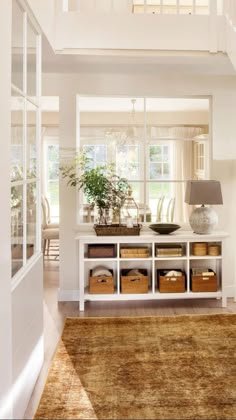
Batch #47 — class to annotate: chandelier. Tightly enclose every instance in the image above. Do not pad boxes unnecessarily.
[105,99,138,145]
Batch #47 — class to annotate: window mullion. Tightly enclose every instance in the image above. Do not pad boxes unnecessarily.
[143,97,147,222]
[22,11,27,266]
[36,33,41,252]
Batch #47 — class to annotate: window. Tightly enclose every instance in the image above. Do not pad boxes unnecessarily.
[78,96,209,224]
[149,144,172,180]
[83,144,107,169]
[11,0,41,277]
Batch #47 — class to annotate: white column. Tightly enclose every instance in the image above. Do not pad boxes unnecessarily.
[59,92,78,298]
[0,1,13,419]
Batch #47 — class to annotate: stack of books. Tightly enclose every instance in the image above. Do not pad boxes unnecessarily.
[156,245,183,257]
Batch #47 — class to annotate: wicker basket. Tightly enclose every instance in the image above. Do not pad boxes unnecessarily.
[88,244,116,258]
[157,270,186,293]
[89,270,114,294]
[121,269,148,293]
[191,269,217,292]
[192,242,207,256]
[94,224,142,236]
[120,247,150,258]
[208,244,221,256]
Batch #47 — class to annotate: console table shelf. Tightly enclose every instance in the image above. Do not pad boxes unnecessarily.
[76,230,228,311]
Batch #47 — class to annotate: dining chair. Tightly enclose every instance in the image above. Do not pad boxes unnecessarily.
[156,196,165,222]
[166,197,175,222]
[41,196,59,257]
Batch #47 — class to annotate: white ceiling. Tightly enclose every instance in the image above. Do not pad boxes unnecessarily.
[42,36,235,76]
[41,33,235,112]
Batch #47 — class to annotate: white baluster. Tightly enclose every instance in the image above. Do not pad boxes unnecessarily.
[176,0,180,14]
[144,0,147,14]
[160,0,163,15]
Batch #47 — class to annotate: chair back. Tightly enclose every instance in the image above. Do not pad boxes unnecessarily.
[166,197,175,222]
[41,196,50,229]
[156,196,165,222]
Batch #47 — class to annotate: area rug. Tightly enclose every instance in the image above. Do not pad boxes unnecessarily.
[34,314,236,419]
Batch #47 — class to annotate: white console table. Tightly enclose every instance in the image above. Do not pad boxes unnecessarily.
[76,230,228,311]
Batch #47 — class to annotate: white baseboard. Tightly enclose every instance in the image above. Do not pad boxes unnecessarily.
[58,286,235,302]
[226,285,235,298]
[57,289,80,301]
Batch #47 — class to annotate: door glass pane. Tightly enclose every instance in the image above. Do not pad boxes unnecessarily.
[27,182,36,258]
[27,21,37,98]
[27,101,37,179]
[11,185,23,276]
[12,0,24,90]
[11,93,24,181]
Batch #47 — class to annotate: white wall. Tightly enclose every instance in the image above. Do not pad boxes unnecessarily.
[26,0,56,48]
[42,71,236,299]
[0,1,13,418]
[12,256,44,419]
[55,13,224,52]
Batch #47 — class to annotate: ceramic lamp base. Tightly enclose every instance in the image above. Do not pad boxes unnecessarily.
[189,206,218,234]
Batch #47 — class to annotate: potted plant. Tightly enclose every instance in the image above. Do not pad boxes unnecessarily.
[60,152,130,226]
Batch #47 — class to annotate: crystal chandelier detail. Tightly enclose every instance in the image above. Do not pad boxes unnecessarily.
[105,98,138,145]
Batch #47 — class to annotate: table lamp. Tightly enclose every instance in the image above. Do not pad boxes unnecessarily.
[185,180,223,234]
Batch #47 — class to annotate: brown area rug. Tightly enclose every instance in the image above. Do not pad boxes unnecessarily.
[34,314,236,419]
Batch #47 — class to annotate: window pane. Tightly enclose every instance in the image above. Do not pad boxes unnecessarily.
[149,144,172,180]
[27,101,37,179]
[11,94,24,181]
[27,182,36,258]
[12,0,24,90]
[27,20,37,98]
[116,145,140,179]
[147,181,190,223]
[83,145,107,168]
[11,185,23,276]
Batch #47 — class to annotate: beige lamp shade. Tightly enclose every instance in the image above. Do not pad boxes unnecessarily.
[185,180,223,205]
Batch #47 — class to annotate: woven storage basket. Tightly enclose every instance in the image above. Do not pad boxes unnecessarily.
[192,242,207,256]
[120,247,150,258]
[121,269,148,293]
[208,244,221,256]
[94,224,142,236]
[89,270,114,294]
[191,269,217,292]
[158,270,186,293]
[88,244,115,258]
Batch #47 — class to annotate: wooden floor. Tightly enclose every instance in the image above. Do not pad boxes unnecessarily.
[24,258,236,419]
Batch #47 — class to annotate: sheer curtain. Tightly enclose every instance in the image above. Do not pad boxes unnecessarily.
[171,127,204,223]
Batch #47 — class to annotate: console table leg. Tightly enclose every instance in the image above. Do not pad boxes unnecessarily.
[79,241,85,311]
[222,296,227,308]
[79,299,85,312]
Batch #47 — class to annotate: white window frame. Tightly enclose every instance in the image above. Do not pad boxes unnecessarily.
[11,0,41,280]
